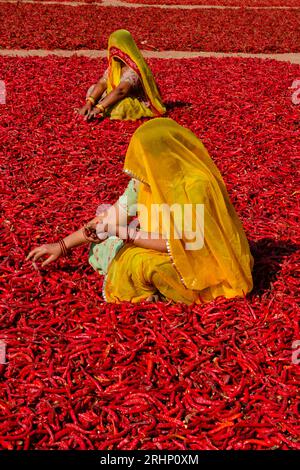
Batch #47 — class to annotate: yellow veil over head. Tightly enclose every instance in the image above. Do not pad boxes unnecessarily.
[107,29,166,116]
[123,118,253,299]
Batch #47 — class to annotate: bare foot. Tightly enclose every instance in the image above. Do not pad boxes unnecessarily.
[146,294,160,303]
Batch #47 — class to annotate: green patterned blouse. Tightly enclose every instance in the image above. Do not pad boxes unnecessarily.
[88,179,139,275]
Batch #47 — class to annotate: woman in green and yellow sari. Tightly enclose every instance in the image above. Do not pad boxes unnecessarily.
[77,29,166,121]
[27,118,253,305]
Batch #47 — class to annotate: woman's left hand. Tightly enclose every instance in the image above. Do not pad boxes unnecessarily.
[26,243,62,267]
[86,108,104,121]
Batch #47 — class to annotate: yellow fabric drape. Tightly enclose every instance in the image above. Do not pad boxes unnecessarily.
[104,118,253,304]
[106,29,166,120]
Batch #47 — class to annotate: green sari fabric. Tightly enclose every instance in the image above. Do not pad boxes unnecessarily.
[88,179,138,275]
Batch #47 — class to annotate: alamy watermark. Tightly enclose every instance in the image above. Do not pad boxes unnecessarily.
[0,81,6,104]
[292,340,300,365]
[291,79,300,105]
[95,201,205,250]
[0,340,6,365]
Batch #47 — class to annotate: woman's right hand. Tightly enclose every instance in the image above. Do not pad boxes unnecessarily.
[83,216,109,242]
[26,243,62,267]
[76,102,93,117]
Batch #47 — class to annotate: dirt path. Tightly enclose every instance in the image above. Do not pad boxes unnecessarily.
[0,0,298,9]
[1,1,299,64]
[1,48,300,64]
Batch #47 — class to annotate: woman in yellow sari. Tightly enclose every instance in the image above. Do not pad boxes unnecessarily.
[27,118,253,305]
[77,29,166,121]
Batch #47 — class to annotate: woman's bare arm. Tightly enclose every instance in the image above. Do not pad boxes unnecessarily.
[133,231,168,252]
[112,226,167,253]
[99,81,131,109]
[26,218,100,267]
[88,77,107,102]
[88,81,132,119]
[26,195,131,267]
[77,76,107,117]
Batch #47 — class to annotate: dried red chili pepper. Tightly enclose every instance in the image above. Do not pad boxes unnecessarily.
[1,53,299,450]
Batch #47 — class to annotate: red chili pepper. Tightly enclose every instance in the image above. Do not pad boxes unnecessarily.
[1,54,299,451]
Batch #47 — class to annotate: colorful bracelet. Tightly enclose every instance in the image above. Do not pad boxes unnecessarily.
[59,239,69,257]
[86,96,95,105]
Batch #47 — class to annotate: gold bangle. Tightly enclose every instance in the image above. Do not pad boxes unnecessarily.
[95,103,105,112]
[86,96,95,105]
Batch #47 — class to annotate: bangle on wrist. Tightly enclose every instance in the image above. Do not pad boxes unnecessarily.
[126,226,139,243]
[86,96,95,105]
[95,103,105,112]
[59,239,69,257]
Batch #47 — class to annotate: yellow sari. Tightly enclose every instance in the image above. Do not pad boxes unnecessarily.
[104,118,253,304]
[106,29,166,121]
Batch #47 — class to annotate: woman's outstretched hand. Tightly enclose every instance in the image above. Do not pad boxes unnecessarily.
[26,243,62,267]
[86,107,104,121]
[76,102,93,118]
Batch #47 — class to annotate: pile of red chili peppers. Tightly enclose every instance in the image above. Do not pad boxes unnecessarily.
[0,54,299,449]
[1,3,300,53]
